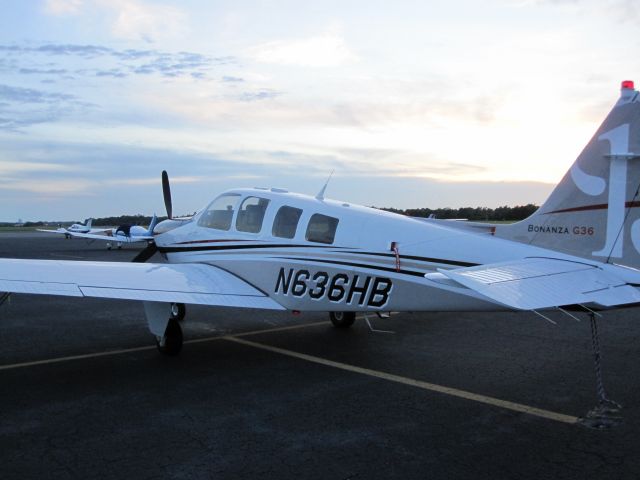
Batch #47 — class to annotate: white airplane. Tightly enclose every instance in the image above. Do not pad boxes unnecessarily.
[71,215,160,250]
[37,218,110,239]
[1,80,639,388]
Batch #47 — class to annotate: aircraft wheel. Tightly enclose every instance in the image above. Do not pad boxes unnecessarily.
[107,243,112,250]
[117,245,122,250]
[156,318,183,356]
[170,302,186,322]
[329,311,356,329]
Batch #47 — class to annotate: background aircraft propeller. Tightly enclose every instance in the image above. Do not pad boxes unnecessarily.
[132,170,172,263]
[162,170,172,220]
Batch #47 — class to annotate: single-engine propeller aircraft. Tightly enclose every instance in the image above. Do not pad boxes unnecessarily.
[39,216,160,250]
[37,218,110,239]
[77,215,159,250]
[1,81,639,421]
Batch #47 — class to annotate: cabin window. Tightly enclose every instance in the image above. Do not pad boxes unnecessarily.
[198,193,241,230]
[272,206,303,239]
[305,213,339,244]
[236,196,270,233]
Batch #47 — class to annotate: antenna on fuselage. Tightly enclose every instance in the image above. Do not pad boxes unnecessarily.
[315,170,334,201]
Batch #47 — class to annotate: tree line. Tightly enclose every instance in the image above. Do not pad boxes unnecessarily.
[12,204,539,227]
[379,204,538,221]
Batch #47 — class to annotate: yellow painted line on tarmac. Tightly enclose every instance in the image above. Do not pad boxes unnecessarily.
[229,320,329,338]
[0,344,158,371]
[0,320,329,371]
[226,336,580,425]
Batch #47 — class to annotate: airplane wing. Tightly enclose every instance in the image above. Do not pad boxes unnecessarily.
[0,259,284,310]
[66,231,152,243]
[36,228,67,234]
[432,257,640,310]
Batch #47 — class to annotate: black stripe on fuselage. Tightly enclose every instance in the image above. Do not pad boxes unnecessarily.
[275,256,426,277]
[351,251,478,268]
[158,243,344,253]
[158,243,476,269]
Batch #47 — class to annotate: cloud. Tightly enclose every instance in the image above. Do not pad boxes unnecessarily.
[509,0,639,23]
[222,76,244,83]
[0,84,89,131]
[1,43,231,80]
[247,31,357,67]
[0,84,76,104]
[42,0,189,43]
[36,44,112,57]
[43,0,84,16]
[19,68,68,75]
[0,161,73,175]
[98,0,189,43]
[236,90,282,102]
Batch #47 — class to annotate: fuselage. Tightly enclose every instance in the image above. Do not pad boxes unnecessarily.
[67,223,90,233]
[154,188,640,312]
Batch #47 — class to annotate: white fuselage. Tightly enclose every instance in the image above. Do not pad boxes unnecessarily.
[154,188,639,312]
[67,224,90,233]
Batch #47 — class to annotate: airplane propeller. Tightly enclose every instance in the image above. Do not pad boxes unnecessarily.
[132,242,158,263]
[132,170,173,263]
[162,170,172,220]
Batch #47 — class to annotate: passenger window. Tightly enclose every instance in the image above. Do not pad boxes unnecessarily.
[272,206,302,239]
[198,194,241,230]
[305,213,339,244]
[236,196,270,233]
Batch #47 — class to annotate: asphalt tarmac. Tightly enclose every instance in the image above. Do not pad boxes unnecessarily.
[1,232,640,479]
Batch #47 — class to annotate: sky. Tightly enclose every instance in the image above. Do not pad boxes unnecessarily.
[0,0,639,221]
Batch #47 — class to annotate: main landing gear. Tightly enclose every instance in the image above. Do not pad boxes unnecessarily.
[329,311,356,328]
[156,318,183,356]
[170,302,186,322]
[156,303,187,355]
[144,302,187,356]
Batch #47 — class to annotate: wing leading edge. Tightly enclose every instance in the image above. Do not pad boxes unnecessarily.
[0,259,284,310]
[432,257,640,310]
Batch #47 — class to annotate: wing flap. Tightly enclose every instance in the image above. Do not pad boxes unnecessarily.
[0,259,284,310]
[439,257,640,310]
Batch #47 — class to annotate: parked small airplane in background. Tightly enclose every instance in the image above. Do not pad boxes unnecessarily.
[37,218,110,239]
[71,215,160,250]
[2,81,639,422]
[38,216,163,249]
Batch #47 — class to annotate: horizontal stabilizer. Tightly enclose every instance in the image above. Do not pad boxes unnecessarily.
[0,259,284,310]
[437,257,640,310]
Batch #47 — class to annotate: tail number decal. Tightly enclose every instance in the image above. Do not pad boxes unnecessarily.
[275,268,392,307]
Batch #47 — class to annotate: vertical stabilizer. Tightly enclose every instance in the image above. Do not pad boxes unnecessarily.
[495,81,640,268]
[147,214,158,235]
[86,218,93,229]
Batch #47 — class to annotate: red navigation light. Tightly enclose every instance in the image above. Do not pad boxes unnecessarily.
[621,80,635,89]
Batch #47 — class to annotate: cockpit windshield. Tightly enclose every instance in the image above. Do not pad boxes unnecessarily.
[198,194,241,230]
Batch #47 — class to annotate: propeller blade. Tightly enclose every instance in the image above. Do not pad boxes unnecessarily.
[162,170,173,220]
[132,242,158,263]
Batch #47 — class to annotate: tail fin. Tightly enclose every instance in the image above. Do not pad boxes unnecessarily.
[147,214,158,235]
[86,218,92,229]
[495,81,640,268]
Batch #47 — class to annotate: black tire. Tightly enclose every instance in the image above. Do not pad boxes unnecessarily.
[170,302,186,322]
[329,311,356,328]
[156,318,183,356]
